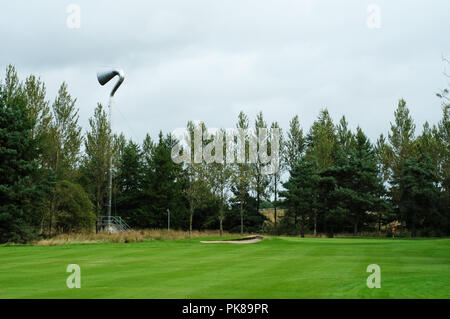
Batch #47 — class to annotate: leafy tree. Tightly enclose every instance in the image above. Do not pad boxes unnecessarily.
[436,105,450,207]
[436,77,450,234]
[2,66,55,234]
[23,74,52,141]
[184,166,210,236]
[251,111,271,218]
[2,67,52,138]
[80,104,114,225]
[45,83,82,233]
[231,111,253,235]
[0,85,53,243]
[207,129,233,236]
[268,121,283,227]
[182,121,213,236]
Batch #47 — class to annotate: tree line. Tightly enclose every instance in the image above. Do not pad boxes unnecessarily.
[0,64,449,243]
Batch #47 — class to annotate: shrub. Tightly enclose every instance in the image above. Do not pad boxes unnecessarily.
[54,180,96,233]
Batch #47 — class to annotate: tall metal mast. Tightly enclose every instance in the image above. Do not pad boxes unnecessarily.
[97,69,125,229]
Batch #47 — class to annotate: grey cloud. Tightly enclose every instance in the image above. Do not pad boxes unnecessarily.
[1,0,449,144]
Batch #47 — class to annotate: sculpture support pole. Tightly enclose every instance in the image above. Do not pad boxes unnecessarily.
[97,69,124,232]
[107,95,113,228]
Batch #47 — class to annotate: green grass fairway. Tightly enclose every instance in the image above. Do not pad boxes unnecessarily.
[1,237,449,299]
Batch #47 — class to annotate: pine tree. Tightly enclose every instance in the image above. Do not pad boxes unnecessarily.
[143,132,185,229]
[306,109,337,169]
[284,115,305,171]
[348,128,385,234]
[252,111,270,219]
[80,104,113,225]
[280,157,320,237]
[46,83,83,233]
[306,109,337,234]
[336,116,354,154]
[115,140,144,227]
[1,66,55,234]
[398,155,440,237]
[320,127,385,236]
[0,85,53,242]
[375,100,417,230]
[23,74,52,141]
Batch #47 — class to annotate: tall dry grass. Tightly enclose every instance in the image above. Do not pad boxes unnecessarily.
[33,229,245,246]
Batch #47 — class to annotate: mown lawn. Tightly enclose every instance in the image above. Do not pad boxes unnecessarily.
[0,237,449,298]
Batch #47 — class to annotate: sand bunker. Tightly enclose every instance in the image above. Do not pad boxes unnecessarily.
[200,235,263,244]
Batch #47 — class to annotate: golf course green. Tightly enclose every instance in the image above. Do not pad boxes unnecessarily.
[1,237,449,299]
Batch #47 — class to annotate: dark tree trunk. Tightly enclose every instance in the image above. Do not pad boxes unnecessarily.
[411,217,416,238]
[378,213,381,234]
[256,174,260,216]
[189,204,194,238]
[49,191,56,235]
[219,196,224,237]
[274,175,277,226]
[49,149,59,235]
[219,204,224,237]
[240,201,244,235]
[301,214,306,238]
[313,211,317,236]
[353,219,358,236]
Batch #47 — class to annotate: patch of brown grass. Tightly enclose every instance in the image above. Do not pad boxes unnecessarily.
[33,229,244,246]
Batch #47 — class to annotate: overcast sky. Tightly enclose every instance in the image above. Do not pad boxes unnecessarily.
[1,0,449,144]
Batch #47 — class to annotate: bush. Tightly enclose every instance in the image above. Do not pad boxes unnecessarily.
[54,181,96,233]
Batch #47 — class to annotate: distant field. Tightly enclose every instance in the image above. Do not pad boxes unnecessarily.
[1,237,449,298]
